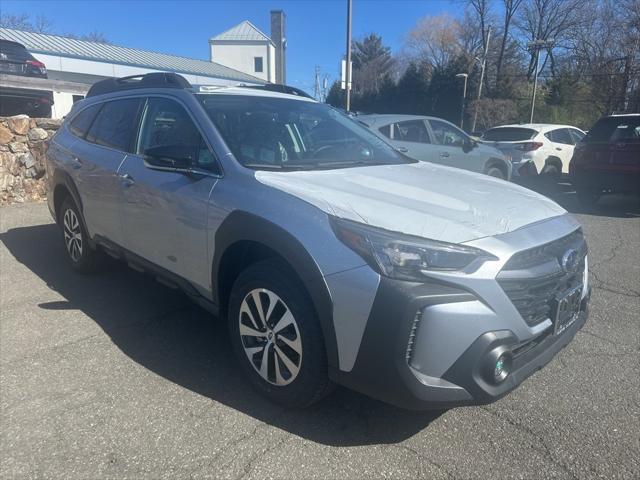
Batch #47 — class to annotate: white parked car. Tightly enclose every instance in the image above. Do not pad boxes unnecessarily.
[480,124,586,176]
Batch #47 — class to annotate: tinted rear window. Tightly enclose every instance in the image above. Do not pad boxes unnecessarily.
[86,98,142,152]
[0,40,31,59]
[69,104,102,138]
[585,116,640,143]
[482,127,537,141]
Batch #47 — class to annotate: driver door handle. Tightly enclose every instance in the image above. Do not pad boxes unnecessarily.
[70,157,82,169]
[440,151,450,158]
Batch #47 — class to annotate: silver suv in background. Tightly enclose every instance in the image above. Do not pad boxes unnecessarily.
[360,114,512,180]
[481,124,586,177]
[46,73,590,409]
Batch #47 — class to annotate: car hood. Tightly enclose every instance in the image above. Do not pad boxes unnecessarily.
[255,161,566,244]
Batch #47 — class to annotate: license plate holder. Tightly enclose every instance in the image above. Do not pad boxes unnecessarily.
[553,285,583,335]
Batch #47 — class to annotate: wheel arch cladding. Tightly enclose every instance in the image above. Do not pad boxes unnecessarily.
[52,169,84,222]
[212,211,339,368]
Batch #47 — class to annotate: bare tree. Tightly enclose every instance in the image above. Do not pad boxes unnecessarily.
[515,0,590,78]
[405,14,465,70]
[467,0,493,54]
[0,13,52,32]
[495,0,524,87]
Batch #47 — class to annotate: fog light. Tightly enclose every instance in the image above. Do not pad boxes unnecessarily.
[484,347,513,384]
[494,355,509,382]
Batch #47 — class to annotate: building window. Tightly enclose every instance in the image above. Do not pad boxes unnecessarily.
[254,57,263,73]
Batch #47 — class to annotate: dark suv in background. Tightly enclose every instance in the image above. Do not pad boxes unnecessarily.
[0,39,53,117]
[570,114,640,204]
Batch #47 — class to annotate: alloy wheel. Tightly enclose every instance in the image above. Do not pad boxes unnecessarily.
[63,208,83,263]
[238,288,302,386]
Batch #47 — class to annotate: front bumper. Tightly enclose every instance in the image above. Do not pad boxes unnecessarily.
[331,277,590,410]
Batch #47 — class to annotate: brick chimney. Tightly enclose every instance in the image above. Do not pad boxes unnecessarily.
[270,10,286,84]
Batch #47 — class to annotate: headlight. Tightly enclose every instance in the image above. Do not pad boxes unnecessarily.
[331,217,496,281]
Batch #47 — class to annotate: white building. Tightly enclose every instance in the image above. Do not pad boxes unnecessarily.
[0,27,264,118]
[209,21,276,83]
[209,11,286,85]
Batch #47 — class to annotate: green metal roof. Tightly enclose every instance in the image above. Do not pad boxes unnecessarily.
[0,28,264,83]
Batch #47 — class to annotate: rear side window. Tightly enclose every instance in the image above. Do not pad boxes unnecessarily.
[585,116,640,143]
[69,104,102,138]
[378,124,392,139]
[86,98,142,152]
[546,128,574,145]
[395,120,431,143]
[482,127,537,141]
[569,129,585,143]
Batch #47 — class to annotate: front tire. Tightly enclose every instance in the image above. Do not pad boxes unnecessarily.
[228,259,333,408]
[59,197,100,273]
[486,166,505,179]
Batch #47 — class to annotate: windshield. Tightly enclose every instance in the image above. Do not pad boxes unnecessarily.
[196,94,412,170]
[584,116,640,144]
[482,127,537,142]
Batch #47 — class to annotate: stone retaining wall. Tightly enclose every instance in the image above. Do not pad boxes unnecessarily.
[0,115,61,205]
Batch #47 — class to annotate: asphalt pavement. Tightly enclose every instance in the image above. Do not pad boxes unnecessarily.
[1,184,639,479]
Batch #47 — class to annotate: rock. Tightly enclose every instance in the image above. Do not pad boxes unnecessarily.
[0,125,13,144]
[22,153,36,169]
[27,128,48,141]
[7,115,30,135]
[35,118,62,129]
[8,142,28,153]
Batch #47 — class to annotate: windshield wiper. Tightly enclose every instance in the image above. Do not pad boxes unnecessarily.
[242,163,317,171]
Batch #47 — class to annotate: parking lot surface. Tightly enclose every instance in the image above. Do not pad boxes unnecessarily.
[1,187,639,479]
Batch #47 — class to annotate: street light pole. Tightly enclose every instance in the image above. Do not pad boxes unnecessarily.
[528,39,554,123]
[455,73,468,130]
[345,0,353,112]
[471,25,491,133]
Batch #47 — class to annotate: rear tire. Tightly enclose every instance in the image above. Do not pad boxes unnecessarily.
[486,166,505,179]
[59,197,100,273]
[228,259,333,408]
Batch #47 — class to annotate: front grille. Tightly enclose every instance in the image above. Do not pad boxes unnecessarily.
[497,229,587,327]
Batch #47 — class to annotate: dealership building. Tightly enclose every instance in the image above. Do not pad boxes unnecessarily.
[0,12,285,118]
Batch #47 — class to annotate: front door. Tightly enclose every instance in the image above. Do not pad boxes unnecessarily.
[427,119,467,169]
[119,96,220,289]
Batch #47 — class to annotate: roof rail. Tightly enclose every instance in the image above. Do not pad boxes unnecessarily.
[241,83,314,99]
[86,72,192,98]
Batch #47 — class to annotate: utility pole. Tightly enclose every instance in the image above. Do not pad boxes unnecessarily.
[314,65,321,102]
[528,39,554,123]
[345,0,353,112]
[471,25,491,133]
[455,73,468,130]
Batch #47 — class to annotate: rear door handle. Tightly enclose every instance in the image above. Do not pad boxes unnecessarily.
[440,152,450,158]
[556,147,562,151]
[71,157,82,169]
[396,147,408,153]
[119,172,135,186]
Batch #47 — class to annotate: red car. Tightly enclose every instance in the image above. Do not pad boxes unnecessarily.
[570,114,640,204]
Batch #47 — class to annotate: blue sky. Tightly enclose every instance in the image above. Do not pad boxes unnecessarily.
[3,0,457,94]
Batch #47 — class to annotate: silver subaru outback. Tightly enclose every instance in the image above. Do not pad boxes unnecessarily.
[46,73,590,409]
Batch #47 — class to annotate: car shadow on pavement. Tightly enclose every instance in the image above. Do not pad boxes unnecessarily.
[514,175,640,218]
[0,223,442,447]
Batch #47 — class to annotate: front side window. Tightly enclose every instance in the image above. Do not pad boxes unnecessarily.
[254,57,264,73]
[429,119,466,147]
[394,120,431,143]
[69,103,102,138]
[137,97,218,172]
[86,98,142,152]
[196,94,410,170]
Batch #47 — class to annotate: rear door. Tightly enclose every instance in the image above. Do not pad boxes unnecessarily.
[427,119,468,168]
[380,119,436,161]
[118,96,220,288]
[70,98,143,246]
[545,128,575,172]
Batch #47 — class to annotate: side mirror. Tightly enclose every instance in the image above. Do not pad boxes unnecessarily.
[144,144,194,170]
[462,138,477,153]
